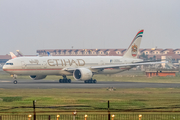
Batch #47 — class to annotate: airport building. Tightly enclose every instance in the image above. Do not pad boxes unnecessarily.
[36,48,180,62]
[0,48,180,65]
[0,54,11,65]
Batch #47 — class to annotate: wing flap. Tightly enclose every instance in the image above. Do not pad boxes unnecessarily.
[91,61,167,69]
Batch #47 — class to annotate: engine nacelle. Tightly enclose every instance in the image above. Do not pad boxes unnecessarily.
[30,75,47,80]
[73,68,93,81]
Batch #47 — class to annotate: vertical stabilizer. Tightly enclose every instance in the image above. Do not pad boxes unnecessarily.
[123,30,144,58]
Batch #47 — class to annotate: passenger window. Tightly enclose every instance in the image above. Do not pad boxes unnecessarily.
[6,63,13,65]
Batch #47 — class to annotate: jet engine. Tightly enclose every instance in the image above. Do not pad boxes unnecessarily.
[73,68,93,81]
[30,75,47,80]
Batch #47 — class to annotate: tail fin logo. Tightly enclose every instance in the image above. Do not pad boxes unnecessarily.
[131,44,138,57]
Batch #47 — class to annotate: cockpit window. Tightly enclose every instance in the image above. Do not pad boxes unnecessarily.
[6,63,13,65]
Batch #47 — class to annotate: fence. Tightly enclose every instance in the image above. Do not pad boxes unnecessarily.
[0,113,180,120]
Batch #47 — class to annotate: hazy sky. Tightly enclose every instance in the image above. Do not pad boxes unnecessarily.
[0,0,179,55]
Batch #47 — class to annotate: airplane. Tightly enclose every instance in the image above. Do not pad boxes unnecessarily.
[3,29,166,84]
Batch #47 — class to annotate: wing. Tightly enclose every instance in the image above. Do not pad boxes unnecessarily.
[62,61,167,72]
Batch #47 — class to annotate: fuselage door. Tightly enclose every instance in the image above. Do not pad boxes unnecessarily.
[21,61,26,69]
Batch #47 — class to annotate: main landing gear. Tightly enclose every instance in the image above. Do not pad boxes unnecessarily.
[59,75,71,83]
[84,79,97,83]
[13,74,18,84]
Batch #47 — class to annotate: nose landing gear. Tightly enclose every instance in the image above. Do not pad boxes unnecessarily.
[13,80,17,84]
[12,74,18,84]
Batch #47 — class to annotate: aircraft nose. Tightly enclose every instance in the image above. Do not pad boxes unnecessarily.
[3,65,6,71]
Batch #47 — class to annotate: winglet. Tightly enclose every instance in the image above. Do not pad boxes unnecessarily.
[10,52,17,59]
[123,29,144,58]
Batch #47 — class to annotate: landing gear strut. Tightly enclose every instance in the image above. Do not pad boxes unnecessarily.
[13,74,18,84]
[84,79,97,83]
[59,75,71,83]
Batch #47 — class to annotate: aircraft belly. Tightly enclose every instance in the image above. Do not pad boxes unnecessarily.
[5,70,37,75]
[59,70,72,76]
[6,69,61,75]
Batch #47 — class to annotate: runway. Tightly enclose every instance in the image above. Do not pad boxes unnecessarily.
[0,79,180,89]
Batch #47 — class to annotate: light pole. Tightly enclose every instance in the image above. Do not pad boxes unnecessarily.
[56,115,60,120]
[139,114,142,120]
[28,114,32,120]
[111,114,115,120]
[84,115,88,120]
[72,111,77,120]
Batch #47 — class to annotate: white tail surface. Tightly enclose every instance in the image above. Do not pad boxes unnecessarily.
[123,30,144,58]
[10,52,17,59]
[16,50,23,56]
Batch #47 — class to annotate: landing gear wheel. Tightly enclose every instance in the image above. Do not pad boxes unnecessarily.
[59,76,71,83]
[93,79,97,83]
[84,79,97,84]
[68,79,71,83]
[63,79,66,83]
[13,80,17,84]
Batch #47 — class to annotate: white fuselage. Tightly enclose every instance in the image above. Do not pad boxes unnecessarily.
[3,56,142,76]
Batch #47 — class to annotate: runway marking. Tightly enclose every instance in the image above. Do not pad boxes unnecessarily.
[0,81,11,82]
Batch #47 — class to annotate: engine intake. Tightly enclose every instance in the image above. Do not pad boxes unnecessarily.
[73,68,93,81]
[30,75,47,80]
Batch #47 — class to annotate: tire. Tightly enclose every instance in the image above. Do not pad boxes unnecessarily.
[59,79,61,83]
[60,79,64,83]
[93,79,97,83]
[13,80,17,84]
[89,80,92,83]
[65,79,68,83]
[68,79,71,83]
[64,79,66,83]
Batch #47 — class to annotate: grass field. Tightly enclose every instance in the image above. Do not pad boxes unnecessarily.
[1,70,180,113]
[0,88,180,113]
